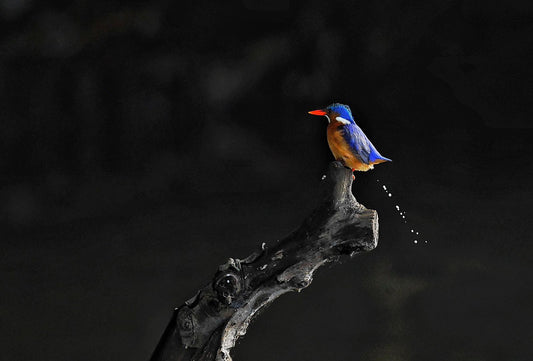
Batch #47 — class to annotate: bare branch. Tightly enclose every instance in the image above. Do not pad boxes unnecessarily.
[150,161,379,361]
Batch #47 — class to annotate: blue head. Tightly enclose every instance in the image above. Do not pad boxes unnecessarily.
[308,103,355,124]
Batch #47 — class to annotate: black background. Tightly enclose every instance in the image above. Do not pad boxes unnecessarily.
[1,1,532,360]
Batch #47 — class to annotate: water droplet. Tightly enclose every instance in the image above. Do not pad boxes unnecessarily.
[375,179,429,246]
[321,174,326,180]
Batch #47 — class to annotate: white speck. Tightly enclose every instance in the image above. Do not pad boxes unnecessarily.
[402,215,406,219]
[416,232,419,235]
[395,205,400,211]
[414,240,418,244]
[335,116,351,125]
[258,264,267,270]
[382,185,387,191]
[321,174,326,180]
[424,240,428,243]
[388,193,392,197]
[411,229,414,233]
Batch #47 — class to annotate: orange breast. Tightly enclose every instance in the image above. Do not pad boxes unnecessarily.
[327,124,372,171]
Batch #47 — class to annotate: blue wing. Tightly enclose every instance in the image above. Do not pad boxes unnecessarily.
[341,123,391,164]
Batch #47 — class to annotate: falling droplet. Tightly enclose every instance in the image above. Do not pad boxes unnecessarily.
[375,179,430,246]
[321,174,326,180]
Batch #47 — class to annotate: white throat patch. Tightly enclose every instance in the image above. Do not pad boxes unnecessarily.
[335,116,351,125]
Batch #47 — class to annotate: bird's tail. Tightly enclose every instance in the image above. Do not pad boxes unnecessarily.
[371,157,392,165]
[368,145,392,164]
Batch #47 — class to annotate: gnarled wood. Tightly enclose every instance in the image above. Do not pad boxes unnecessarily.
[150,161,379,361]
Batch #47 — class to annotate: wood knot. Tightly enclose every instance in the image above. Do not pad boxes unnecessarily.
[213,272,242,305]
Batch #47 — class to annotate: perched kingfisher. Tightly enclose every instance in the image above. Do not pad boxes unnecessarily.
[309,103,391,173]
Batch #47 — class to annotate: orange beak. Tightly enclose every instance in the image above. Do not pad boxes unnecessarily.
[308,109,327,116]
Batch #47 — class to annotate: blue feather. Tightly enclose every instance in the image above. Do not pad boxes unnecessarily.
[341,123,391,165]
[326,103,354,123]
[369,147,392,163]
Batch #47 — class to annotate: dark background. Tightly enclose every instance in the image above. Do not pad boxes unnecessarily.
[1,1,532,360]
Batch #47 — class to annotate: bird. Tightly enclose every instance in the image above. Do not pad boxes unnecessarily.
[308,103,391,173]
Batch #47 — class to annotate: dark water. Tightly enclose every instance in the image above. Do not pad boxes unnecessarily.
[1,1,532,361]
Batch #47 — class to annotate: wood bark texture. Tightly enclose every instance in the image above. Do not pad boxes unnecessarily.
[150,161,379,361]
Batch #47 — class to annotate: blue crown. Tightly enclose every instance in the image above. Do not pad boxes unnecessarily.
[326,103,354,122]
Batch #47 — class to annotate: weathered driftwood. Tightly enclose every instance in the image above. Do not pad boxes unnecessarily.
[150,161,379,361]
